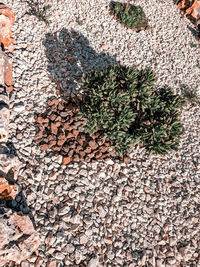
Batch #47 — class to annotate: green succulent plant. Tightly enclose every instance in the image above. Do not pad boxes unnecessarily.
[77,65,184,156]
[109,1,148,31]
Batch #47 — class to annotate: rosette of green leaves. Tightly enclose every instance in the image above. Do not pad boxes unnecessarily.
[129,86,184,154]
[78,65,140,155]
[109,1,148,31]
[77,65,184,156]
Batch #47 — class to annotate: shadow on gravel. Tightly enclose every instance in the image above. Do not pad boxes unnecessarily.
[43,28,119,96]
[180,83,200,106]
[0,190,37,229]
[187,25,200,42]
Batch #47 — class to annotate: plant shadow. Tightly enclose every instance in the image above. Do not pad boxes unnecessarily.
[43,28,119,96]
[180,84,200,106]
[187,25,200,42]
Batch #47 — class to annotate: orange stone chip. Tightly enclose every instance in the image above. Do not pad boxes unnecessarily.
[62,156,71,165]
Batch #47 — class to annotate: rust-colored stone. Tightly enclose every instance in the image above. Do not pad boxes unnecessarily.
[100,146,109,153]
[49,140,57,148]
[95,151,102,159]
[58,102,64,110]
[58,133,65,140]
[85,147,92,154]
[37,116,49,124]
[123,156,131,164]
[185,0,200,19]
[68,149,74,157]
[57,139,65,147]
[66,132,74,139]
[50,113,56,121]
[89,140,98,150]
[0,177,18,200]
[47,98,59,106]
[0,4,15,51]
[51,122,58,135]
[62,156,71,165]
[72,129,79,138]
[4,57,13,92]
[52,145,61,152]
[40,144,48,150]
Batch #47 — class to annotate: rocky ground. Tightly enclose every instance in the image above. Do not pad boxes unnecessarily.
[3,0,200,266]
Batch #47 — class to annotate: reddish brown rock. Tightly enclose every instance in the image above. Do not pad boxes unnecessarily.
[63,144,69,153]
[51,122,58,135]
[40,144,48,150]
[185,0,200,20]
[73,153,79,162]
[76,145,82,152]
[0,4,15,51]
[85,147,92,154]
[48,135,54,141]
[72,129,79,138]
[77,134,85,146]
[68,149,74,157]
[95,151,102,159]
[4,57,13,92]
[0,177,18,200]
[89,140,98,150]
[57,139,65,147]
[87,152,96,159]
[0,103,9,143]
[50,114,56,121]
[63,122,70,130]
[47,98,59,106]
[58,133,65,140]
[52,146,61,152]
[66,132,74,139]
[35,130,43,140]
[0,208,40,266]
[104,142,110,147]
[62,156,71,165]
[79,150,86,158]
[58,102,64,110]
[100,146,108,153]
[123,156,131,164]
[49,140,57,148]
[37,116,49,124]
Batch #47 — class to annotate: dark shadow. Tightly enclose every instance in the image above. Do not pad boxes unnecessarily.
[0,190,36,229]
[0,143,36,228]
[180,83,200,106]
[6,141,17,157]
[43,28,119,96]
[187,25,200,42]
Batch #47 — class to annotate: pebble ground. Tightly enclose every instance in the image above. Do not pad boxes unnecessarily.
[4,0,200,266]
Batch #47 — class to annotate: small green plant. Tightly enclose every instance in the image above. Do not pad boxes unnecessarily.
[24,0,51,25]
[75,17,84,26]
[190,42,198,48]
[77,65,184,156]
[109,1,148,31]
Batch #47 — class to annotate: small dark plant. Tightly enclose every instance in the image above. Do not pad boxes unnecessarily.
[24,0,51,25]
[109,1,148,31]
[190,42,198,48]
[77,65,184,156]
[75,16,84,26]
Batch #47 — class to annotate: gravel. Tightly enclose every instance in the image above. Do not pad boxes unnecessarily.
[3,0,200,266]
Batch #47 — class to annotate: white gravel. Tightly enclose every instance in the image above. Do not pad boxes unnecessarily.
[3,0,200,266]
